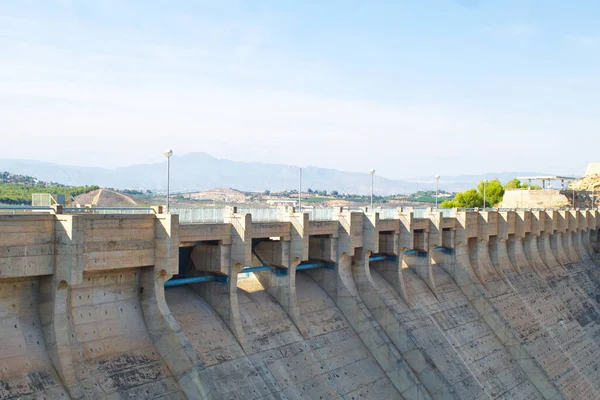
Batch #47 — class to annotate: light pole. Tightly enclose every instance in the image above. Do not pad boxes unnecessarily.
[435,175,440,209]
[164,148,173,213]
[483,179,488,209]
[299,167,302,211]
[369,169,375,208]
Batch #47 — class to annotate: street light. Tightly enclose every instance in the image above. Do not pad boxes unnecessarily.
[369,169,375,208]
[299,167,302,211]
[483,179,488,209]
[164,148,173,213]
[435,175,440,209]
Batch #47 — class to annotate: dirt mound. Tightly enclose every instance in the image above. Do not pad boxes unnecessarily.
[188,187,248,203]
[74,189,138,207]
[569,174,600,191]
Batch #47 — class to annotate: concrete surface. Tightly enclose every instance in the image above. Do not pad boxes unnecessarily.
[0,208,599,399]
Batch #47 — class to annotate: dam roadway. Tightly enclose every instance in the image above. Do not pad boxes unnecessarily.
[0,207,599,399]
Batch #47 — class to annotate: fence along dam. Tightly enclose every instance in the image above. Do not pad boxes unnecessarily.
[0,206,599,399]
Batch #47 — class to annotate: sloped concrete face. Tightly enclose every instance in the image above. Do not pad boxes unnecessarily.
[0,278,70,399]
[295,272,401,399]
[1,209,599,399]
[236,272,401,399]
[403,261,544,400]
[68,268,185,399]
[165,286,272,399]
[368,261,488,400]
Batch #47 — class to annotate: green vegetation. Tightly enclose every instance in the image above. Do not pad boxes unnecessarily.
[440,177,546,209]
[441,189,483,208]
[441,179,505,208]
[407,190,452,203]
[504,178,522,190]
[504,178,541,190]
[0,171,99,205]
[477,179,505,206]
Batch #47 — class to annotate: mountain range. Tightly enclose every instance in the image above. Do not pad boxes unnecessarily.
[0,153,549,195]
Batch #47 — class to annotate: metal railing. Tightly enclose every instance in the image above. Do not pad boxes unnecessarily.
[440,209,456,217]
[379,208,399,220]
[412,208,428,218]
[64,207,154,214]
[2,205,594,224]
[237,208,279,222]
[0,205,54,214]
[172,208,225,223]
[306,208,337,221]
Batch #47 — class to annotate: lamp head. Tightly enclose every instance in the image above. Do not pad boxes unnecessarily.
[369,169,375,175]
[164,148,173,158]
[435,175,440,180]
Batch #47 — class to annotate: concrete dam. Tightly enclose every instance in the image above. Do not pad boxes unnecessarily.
[1,207,599,399]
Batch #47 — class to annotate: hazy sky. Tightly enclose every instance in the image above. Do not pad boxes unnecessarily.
[1,1,598,179]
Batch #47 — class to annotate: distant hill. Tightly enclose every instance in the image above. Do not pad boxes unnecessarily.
[0,153,553,195]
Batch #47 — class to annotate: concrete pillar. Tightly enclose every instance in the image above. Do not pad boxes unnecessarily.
[564,230,581,264]
[581,229,594,258]
[39,276,84,399]
[40,215,85,398]
[490,237,519,279]
[510,237,531,272]
[192,263,247,352]
[372,235,410,304]
[551,232,571,266]
[140,214,207,398]
[452,242,483,288]
[477,239,497,283]
[253,240,307,337]
[539,233,562,271]
[522,234,554,278]
[190,240,247,352]
[574,230,593,263]
[404,251,438,299]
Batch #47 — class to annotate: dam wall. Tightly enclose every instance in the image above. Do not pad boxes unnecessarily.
[0,207,599,399]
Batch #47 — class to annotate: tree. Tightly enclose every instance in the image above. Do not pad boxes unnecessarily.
[477,179,504,206]
[307,188,313,194]
[457,189,484,208]
[263,190,271,196]
[504,178,542,190]
[440,189,483,208]
[504,178,522,189]
[331,190,339,197]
